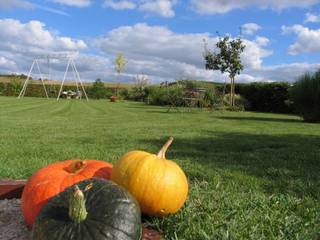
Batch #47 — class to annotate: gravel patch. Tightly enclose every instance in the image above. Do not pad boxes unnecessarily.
[0,199,30,240]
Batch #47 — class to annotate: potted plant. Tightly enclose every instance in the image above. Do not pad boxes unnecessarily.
[110,95,117,102]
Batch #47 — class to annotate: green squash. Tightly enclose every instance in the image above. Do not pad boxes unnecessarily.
[32,178,142,240]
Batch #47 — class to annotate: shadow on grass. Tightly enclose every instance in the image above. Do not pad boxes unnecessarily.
[145,110,201,114]
[140,132,320,199]
[126,103,208,114]
[216,116,302,123]
[125,105,168,111]
[126,105,192,114]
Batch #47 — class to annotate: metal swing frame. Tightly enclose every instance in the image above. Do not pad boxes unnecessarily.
[18,53,88,101]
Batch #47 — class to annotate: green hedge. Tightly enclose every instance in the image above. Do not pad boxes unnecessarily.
[290,70,320,122]
[0,82,26,96]
[0,82,118,99]
[232,82,292,113]
[239,82,292,113]
[208,82,293,113]
[0,79,296,114]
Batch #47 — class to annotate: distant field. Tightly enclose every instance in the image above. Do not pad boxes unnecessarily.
[0,76,17,83]
[0,96,319,239]
[0,75,134,88]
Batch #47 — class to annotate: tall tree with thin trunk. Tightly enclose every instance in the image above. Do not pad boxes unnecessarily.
[114,52,128,96]
[204,35,245,107]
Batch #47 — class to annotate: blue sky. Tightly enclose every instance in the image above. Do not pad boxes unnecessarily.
[0,0,320,83]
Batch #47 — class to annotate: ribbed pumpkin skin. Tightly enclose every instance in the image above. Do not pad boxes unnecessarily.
[111,150,188,216]
[32,178,142,240]
[22,159,113,228]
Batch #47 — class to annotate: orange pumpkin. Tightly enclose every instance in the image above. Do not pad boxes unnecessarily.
[21,159,112,228]
[111,137,188,216]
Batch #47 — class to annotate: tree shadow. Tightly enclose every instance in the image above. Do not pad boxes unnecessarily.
[140,132,320,200]
[216,116,302,123]
[145,110,200,114]
[126,104,207,114]
[126,105,199,114]
[125,105,166,111]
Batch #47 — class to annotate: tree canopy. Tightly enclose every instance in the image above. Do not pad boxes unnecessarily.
[204,35,246,107]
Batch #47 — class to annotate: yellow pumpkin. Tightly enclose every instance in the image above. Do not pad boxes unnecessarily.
[111,137,188,216]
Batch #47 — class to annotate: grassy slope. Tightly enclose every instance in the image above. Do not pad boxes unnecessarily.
[0,96,319,239]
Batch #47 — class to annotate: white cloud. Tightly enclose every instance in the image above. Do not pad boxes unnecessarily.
[282,25,320,55]
[96,23,208,66]
[305,12,320,23]
[0,19,87,77]
[95,23,272,82]
[255,36,270,47]
[242,39,272,69]
[0,0,33,9]
[0,19,87,55]
[103,0,136,10]
[50,0,92,7]
[247,63,320,82]
[190,0,320,14]
[242,23,261,35]
[102,0,177,18]
[0,0,68,15]
[139,0,177,18]
[0,19,316,83]
[0,56,16,70]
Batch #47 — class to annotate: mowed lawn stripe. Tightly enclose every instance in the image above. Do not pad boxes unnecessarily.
[1,99,55,115]
[0,97,47,110]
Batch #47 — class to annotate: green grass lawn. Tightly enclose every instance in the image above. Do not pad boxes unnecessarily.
[0,96,319,239]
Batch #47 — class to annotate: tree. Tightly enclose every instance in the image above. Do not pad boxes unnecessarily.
[204,35,246,107]
[114,53,128,96]
[89,78,110,99]
[134,73,149,89]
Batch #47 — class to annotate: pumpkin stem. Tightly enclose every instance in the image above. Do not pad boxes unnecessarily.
[69,185,88,223]
[156,137,174,159]
[65,160,86,174]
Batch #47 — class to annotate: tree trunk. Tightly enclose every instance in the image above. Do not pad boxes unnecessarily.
[221,80,227,106]
[230,77,235,107]
[116,73,120,96]
[229,78,233,106]
[232,77,235,107]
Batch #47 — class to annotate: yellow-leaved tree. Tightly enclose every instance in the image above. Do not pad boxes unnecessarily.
[114,53,128,96]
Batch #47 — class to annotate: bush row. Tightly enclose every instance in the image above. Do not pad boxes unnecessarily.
[0,82,89,98]
[124,82,294,113]
[3,76,318,121]
[0,81,124,100]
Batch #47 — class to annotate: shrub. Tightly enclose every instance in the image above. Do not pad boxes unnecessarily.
[118,88,129,100]
[0,82,5,95]
[147,83,228,109]
[10,77,22,96]
[148,85,184,106]
[223,94,249,111]
[148,86,169,106]
[127,87,147,102]
[199,88,219,108]
[89,79,112,99]
[290,70,320,122]
[178,80,201,91]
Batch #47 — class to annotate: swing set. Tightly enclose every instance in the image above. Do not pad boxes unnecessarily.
[18,52,88,101]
